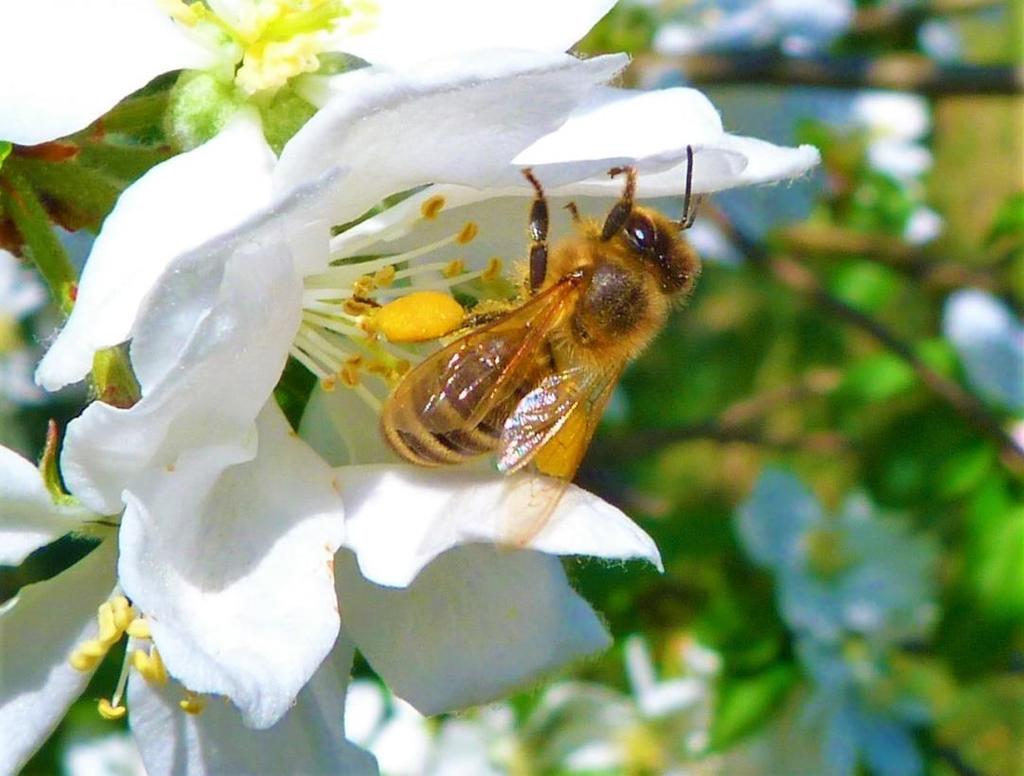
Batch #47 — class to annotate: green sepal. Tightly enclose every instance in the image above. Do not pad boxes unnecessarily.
[38,419,75,505]
[165,71,243,151]
[92,346,141,409]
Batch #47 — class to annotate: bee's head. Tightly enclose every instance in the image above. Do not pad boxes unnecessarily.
[621,207,700,296]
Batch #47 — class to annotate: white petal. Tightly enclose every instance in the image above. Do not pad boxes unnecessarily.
[513,87,725,173]
[337,465,661,588]
[333,0,615,68]
[0,0,215,145]
[514,86,820,191]
[0,443,91,565]
[343,680,386,746]
[0,539,117,774]
[737,468,823,569]
[337,545,610,715]
[127,635,378,776]
[36,110,276,391]
[943,289,1024,412]
[59,189,312,514]
[117,403,345,729]
[299,385,400,467]
[277,51,628,231]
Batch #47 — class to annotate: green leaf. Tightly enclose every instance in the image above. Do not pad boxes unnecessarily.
[985,192,1024,247]
[936,442,996,500]
[0,141,10,172]
[828,260,900,313]
[709,664,798,751]
[274,356,317,432]
[839,353,917,403]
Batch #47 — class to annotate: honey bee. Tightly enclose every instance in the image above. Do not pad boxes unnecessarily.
[381,149,701,541]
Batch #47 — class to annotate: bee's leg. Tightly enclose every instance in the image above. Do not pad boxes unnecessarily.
[522,168,549,294]
[601,166,637,240]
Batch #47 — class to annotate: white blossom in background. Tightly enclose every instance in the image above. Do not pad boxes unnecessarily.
[848,90,942,245]
[62,733,146,776]
[654,0,854,57]
[0,249,46,405]
[943,289,1024,414]
[737,468,938,776]
[346,634,722,774]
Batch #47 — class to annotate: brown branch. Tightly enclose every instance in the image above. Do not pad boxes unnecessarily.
[706,207,1024,471]
[777,224,999,291]
[852,0,1003,35]
[628,53,1024,95]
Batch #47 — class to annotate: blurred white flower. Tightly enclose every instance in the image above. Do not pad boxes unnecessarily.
[63,733,146,776]
[918,19,963,62]
[850,91,933,182]
[655,0,853,57]
[738,469,938,647]
[943,289,1024,413]
[0,249,46,404]
[903,206,943,246]
[737,468,936,776]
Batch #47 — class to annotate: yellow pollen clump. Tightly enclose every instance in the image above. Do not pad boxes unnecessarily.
[442,259,465,278]
[457,221,479,244]
[482,257,504,282]
[97,698,126,721]
[375,291,464,343]
[70,596,136,673]
[320,375,338,392]
[420,195,446,220]
[180,692,207,715]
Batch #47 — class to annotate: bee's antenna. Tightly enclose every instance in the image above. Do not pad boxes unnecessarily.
[678,145,699,231]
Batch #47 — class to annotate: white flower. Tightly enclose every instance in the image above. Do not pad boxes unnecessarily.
[0,249,46,405]
[0,411,355,774]
[18,46,817,776]
[654,0,853,57]
[62,733,146,776]
[943,288,1024,413]
[0,0,619,146]
[15,0,617,392]
[738,469,937,646]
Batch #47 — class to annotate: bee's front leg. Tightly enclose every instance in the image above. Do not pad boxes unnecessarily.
[601,166,637,241]
[522,168,549,295]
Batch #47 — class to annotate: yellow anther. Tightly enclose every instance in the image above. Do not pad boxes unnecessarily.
[180,692,207,715]
[482,257,504,282]
[343,298,374,316]
[394,359,411,376]
[110,596,133,632]
[442,259,466,278]
[133,647,169,686]
[457,222,479,245]
[96,603,119,644]
[365,361,389,377]
[97,698,126,721]
[126,618,151,640]
[69,639,109,672]
[373,265,396,288]
[375,291,465,343]
[352,276,375,299]
[320,375,338,392]
[420,195,446,220]
[340,365,360,387]
[345,355,364,368]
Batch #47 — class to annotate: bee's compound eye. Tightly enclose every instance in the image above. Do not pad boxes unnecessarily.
[624,214,659,253]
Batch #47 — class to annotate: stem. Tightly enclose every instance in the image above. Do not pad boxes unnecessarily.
[628,53,1024,96]
[0,167,77,314]
[709,207,1024,471]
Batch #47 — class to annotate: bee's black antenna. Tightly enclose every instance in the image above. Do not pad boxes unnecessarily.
[678,145,698,230]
